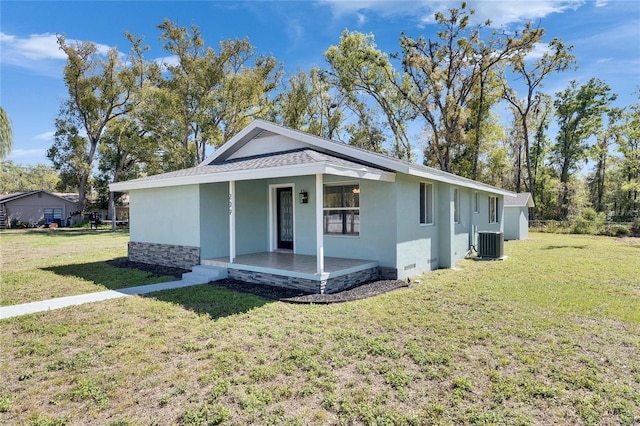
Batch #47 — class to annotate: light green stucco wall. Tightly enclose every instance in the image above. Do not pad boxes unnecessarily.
[323,176,398,267]
[129,185,200,247]
[504,206,527,240]
[394,175,439,279]
[235,180,269,255]
[199,182,230,259]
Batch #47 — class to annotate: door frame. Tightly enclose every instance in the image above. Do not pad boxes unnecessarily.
[269,183,296,252]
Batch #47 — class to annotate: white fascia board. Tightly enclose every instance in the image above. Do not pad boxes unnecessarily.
[324,165,396,182]
[407,168,515,196]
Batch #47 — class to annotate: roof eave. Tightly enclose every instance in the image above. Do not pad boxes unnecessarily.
[110,162,395,192]
[407,168,515,196]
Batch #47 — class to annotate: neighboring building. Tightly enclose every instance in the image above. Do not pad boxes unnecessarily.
[110,120,514,294]
[504,192,534,240]
[0,191,79,229]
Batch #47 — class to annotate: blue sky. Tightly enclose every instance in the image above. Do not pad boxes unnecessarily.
[1,0,639,166]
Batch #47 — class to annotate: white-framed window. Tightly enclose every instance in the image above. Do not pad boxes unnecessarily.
[419,182,434,225]
[473,191,479,213]
[323,183,360,236]
[453,188,460,223]
[489,196,499,223]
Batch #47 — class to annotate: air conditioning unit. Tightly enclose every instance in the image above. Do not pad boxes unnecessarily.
[478,231,504,259]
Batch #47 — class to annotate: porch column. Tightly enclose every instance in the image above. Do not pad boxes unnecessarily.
[315,173,324,275]
[229,180,236,263]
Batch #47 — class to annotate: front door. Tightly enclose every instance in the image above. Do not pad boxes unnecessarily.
[276,187,294,250]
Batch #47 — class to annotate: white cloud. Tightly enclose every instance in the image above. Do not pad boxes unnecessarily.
[1,32,66,61]
[470,1,584,27]
[34,131,55,141]
[154,55,180,70]
[6,149,48,161]
[0,32,113,74]
[319,0,586,28]
[525,42,551,61]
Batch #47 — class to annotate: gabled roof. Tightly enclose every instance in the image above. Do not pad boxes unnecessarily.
[0,190,79,205]
[110,119,515,197]
[504,192,535,207]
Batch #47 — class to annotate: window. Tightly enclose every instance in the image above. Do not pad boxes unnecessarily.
[453,188,460,223]
[489,196,499,223]
[473,192,479,213]
[419,182,434,225]
[44,208,62,223]
[323,183,360,235]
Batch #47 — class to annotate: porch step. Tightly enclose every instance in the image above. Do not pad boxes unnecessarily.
[201,259,228,268]
[181,265,227,284]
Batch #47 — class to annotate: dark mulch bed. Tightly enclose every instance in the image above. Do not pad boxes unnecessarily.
[105,258,189,279]
[107,258,410,304]
[211,278,410,304]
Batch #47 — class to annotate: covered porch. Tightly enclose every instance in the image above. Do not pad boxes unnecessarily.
[202,252,381,294]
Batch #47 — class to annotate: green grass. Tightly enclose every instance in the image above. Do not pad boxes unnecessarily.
[0,231,639,424]
[0,229,176,306]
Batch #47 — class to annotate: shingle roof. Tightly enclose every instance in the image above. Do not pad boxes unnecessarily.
[504,192,534,207]
[114,148,388,185]
[0,190,80,205]
[111,120,516,196]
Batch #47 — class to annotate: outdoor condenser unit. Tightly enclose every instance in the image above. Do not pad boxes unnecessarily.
[478,231,504,259]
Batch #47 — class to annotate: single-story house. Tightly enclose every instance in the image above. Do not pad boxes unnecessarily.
[504,192,534,240]
[110,120,514,294]
[0,190,80,229]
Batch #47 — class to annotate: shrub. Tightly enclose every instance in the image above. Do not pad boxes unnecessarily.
[602,224,631,237]
[571,218,595,235]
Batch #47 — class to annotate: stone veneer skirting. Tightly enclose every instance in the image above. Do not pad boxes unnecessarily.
[128,241,200,270]
[228,266,381,294]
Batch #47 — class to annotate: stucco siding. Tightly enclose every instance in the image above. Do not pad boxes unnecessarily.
[504,207,528,240]
[394,175,438,279]
[451,187,471,263]
[474,192,504,233]
[235,180,269,255]
[323,177,397,267]
[199,182,230,259]
[129,185,200,246]
[436,183,454,268]
[285,175,317,255]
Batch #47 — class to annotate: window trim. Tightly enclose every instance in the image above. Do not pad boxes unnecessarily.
[489,195,499,224]
[453,188,460,224]
[419,181,434,225]
[323,181,360,236]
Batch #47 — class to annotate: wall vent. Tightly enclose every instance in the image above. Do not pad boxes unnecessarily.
[478,232,504,259]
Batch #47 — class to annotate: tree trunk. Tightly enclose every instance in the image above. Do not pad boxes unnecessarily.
[77,173,88,212]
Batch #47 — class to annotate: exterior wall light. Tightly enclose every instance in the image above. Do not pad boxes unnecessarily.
[299,190,309,204]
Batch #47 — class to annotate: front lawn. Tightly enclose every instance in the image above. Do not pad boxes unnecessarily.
[0,229,176,306]
[0,232,638,425]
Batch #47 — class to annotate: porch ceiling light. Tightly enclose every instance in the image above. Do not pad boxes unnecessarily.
[299,190,309,204]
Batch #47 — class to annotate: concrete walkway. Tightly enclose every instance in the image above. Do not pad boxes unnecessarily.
[0,280,204,320]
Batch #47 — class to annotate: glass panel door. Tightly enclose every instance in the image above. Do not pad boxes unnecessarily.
[277,187,293,250]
